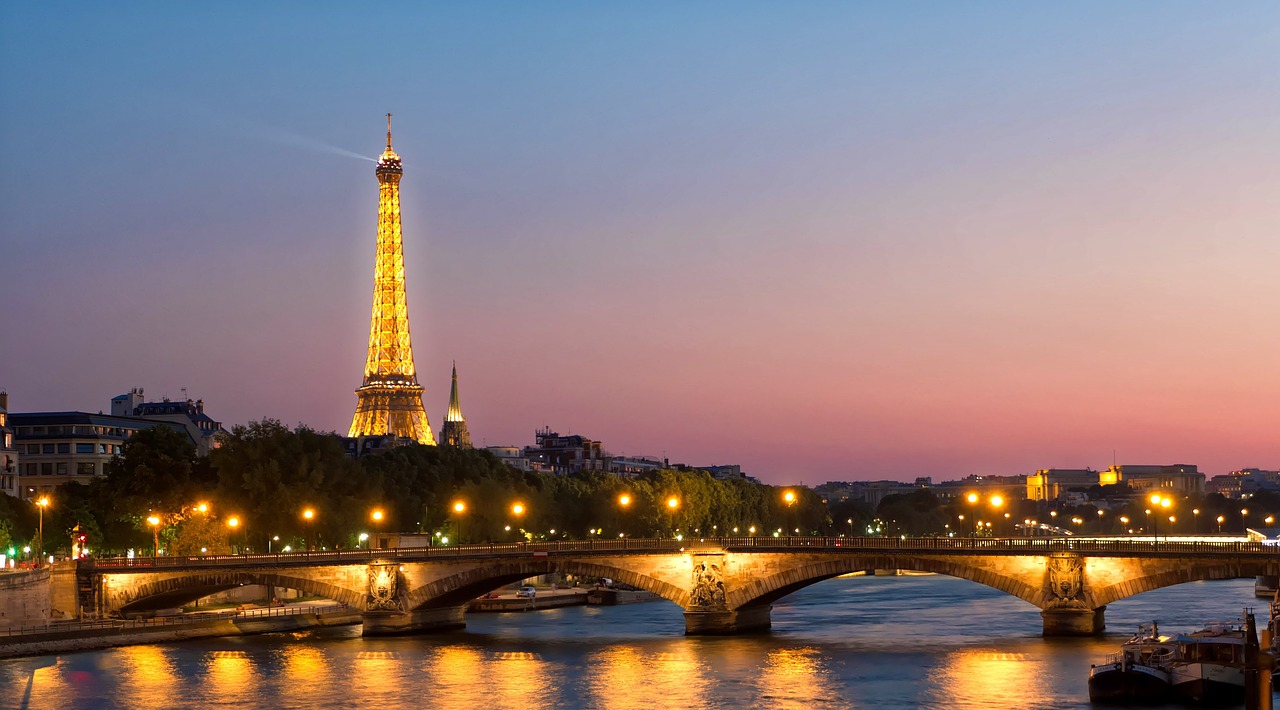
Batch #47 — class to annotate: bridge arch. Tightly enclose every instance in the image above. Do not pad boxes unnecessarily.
[113,570,366,614]
[403,559,688,610]
[727,554,1045,611]
[1090,558,1279,608]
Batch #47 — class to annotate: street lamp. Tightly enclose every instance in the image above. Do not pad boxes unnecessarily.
[269,535,279,554]
[302,508,315,550]
[1192,508,1200,535]
[1216,515,1224,533]
[227,516,240,554]
[371,508,384,549]
[846,518,854,537]
[36,496,50,565]
[147,514,161,557]
[453,501,466,543]
[783,490,797,536]
[1240,508,1249,532]
[510,502,525,539]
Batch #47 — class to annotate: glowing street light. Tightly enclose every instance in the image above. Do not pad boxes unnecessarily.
[1216,515,1225,533]
[147,514,161,557]
[36,496,51,565]
[452,501,466,543]
[966,492,979,504]
[227,516,241,554]
[1192,508,1200,534]
[302,507,316,550]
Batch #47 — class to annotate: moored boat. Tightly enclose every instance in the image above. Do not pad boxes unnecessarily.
[1166,620,1248,706]
[1088,622,1176,704]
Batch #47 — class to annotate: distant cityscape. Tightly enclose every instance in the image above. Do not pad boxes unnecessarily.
[3,386,1276,511]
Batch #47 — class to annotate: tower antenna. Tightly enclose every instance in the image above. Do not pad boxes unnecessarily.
[386,113,393,150]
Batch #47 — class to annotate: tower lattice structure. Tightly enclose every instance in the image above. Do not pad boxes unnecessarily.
[440,362,471,447]
[349,115,436,445]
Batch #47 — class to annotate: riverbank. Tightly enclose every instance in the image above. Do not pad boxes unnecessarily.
[466,587,663,612]
[0,604,359,659]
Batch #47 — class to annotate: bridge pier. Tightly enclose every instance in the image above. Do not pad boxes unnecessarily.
[683,605,772,635]
[1041,606,1105,636]
[361,605,467,636]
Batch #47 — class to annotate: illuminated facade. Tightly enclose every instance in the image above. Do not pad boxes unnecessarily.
[0,391,17,497]
[439,363,471,447]
[349,115,435,445]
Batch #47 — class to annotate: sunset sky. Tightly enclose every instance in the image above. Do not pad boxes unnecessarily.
[2,3,1277,484]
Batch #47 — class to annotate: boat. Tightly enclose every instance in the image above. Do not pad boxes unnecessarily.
[1255,575,1279,599]
[1088,622,1177,704]
[1166,619,1249,705]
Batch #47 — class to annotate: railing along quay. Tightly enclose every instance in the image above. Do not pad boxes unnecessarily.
[1,603,347,639]
[79,536,1280,571]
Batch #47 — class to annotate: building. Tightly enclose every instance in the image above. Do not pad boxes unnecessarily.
[343,434,418,459]
[1207,469,1280,499]
[522,428,606,474]
[0,391,17,497]
[1026,469,1100,501]
[10,412,191,500]
[485,446,531,472]
[110,388,226,455]
[1102,464,1204,495]
[348,115,436,445]
[814,480,927,508]
[439,363,471,448]
[934,474,1027,503]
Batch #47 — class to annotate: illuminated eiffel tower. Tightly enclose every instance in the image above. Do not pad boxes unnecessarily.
[348,115,435,445]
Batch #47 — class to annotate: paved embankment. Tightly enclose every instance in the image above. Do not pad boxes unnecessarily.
[0,604,359,659]
[468,588,591,612]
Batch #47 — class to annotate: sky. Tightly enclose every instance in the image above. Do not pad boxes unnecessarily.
[1,3,1278,484]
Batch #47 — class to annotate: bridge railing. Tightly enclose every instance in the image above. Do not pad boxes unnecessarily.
[78,536,1280,570]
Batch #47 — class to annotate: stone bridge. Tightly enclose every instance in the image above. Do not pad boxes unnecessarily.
[77,537,1280,636]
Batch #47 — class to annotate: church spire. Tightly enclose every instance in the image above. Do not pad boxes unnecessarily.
[440,362,472,447]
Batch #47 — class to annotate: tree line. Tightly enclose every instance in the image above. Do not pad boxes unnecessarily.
[9,420,830,557]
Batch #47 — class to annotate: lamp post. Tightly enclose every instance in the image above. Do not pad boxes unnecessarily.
[452,501,466,544]
[371,508,384,550]
[666,496,680,537]
[36,497,50,565]
[1216,515,1224,533]
[269,535,279,554]
[1240,508,1248,534]
[783,490,797,537]
[302,508,315,551]
[147,515,161,557]
[510,502,525,540]
[1192,508,1200,535]
[989,495,1004,536]
[227,516,240,554]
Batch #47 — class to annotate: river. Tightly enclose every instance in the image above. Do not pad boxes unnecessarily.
[2,575,1269,709]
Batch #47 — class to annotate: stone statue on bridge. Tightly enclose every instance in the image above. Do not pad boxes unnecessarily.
[689,561,727,611]
[1045,554,1087,610]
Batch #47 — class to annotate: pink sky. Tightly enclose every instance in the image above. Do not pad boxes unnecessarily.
[2,4,1277,483]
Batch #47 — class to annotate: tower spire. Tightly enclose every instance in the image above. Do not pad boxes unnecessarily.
[386,112,393,151]
[440,361,471,447]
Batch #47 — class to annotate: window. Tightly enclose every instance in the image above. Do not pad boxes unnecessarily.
[42,444,54,454]
[100,444,109,454]
[25,463,37,476]
[77,462,95,476]
[56,463,68,475]
[57,443,70,454]
[76,443,94,454]
[41,463,52,475]
[28,444,40,454]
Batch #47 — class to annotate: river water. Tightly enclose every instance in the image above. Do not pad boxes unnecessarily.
[2,575,1270,709]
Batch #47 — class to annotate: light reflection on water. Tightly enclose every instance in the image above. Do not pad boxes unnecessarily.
[0,576,1266,709]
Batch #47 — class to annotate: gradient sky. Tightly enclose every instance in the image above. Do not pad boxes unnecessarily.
[2,3,1278,484]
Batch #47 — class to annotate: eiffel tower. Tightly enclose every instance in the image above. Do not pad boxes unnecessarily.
[348,115,435,444]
